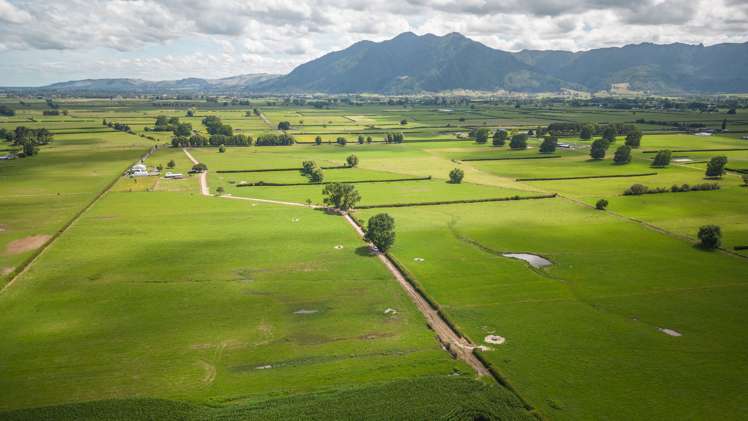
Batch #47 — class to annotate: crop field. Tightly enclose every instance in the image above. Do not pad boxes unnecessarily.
[1,98,747,420]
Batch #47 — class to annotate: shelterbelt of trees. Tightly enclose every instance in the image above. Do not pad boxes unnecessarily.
[1,126,53,157]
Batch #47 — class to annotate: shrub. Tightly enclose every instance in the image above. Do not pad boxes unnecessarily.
[336,137,347,146]
[218,145,226,153]
[449,168,464,184]
[167,160,176,169]
[705,156,728,178]
[277,121,291,130]
[301,160,317,175]
[595,199,608,210]
[510,133,528,150]
[366,136,372,143]
[601,125,617,142]
[590,139,609,159]
[652,150,672,167]
[314,136,322,145]
[624,183,648,195]
[624,127,643,148]
[474,128,490,144]
[191,163,207,172]
[492,130,507,146]
[539,136,557,153]
[357,135,364,144]
[697,225,721,250]
[215,186,225,195]
[309,168,324,183]
[365,213,396,252]
[613,145,632,164]
[400,119,407,125]
[580,124,595,140]
[346,154,359,167]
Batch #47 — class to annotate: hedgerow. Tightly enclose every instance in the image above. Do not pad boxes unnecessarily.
[516,173,657,182]
[623,182,720,196]
[355,194,557,209]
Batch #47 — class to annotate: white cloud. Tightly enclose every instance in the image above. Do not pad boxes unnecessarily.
[0,0,746,85]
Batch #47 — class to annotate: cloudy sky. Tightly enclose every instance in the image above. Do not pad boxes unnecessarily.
[1,0,747,86]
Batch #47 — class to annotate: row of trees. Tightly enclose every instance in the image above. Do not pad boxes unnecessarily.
[152,115,192,136]
[255,133,295,146]
[171,134,251,147]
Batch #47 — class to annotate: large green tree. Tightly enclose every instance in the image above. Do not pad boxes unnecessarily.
[365,213,396,252]
[613,145,632,164]
[590,139,609,159]
[705,156,728,178]
[322,183,361,211]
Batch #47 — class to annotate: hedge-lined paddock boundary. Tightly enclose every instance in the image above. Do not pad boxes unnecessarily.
[217,165,350,174]
[643,148,748,153]
[726,167,748,174]
[516,172,657,182]
[461,155,561,162]
[1,144,159,290]
[356,193,557,209]
[236,176,432,187]
[734,246,748,251]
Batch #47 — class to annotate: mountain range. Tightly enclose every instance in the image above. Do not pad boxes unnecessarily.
[12,32,748,94]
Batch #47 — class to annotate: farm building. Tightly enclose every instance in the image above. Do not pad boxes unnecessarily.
[128,163,149,177]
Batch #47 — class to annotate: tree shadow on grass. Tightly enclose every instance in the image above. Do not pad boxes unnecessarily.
[355,246,376,257]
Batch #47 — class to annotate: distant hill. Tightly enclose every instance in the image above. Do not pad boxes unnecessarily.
[255,32,568,94]
[514,42,748,93]
[14,33,748,94]
[35,73,280,94]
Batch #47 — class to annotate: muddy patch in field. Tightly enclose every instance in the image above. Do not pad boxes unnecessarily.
[0,224,7,232]
[502,253,552,269]
[3,234,51,255]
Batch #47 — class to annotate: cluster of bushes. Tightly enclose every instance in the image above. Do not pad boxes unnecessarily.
[42,110,67,116]
[2,126,53,157]
[170,134,251,147]
[546,122,640,140]
[277,121,291,130]
[652,150,672,167]
[103,121,133,133]
[539,135,557,153]
[0,105,15,116]
[256,133,294,146]
[151,115,192,136]
[510,133,528,149]
[301,160,324,183]
[624,182,720,196]
[384,132,405,143]
[202,116,233,136]
[705,156,728,178]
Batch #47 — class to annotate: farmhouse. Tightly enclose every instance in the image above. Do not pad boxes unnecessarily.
[128,163,149,177]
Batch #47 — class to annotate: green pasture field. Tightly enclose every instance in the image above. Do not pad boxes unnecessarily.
[0,190,530,419]
[0,125,155,284]
[2,99,748,419]
[356,198,748,420]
